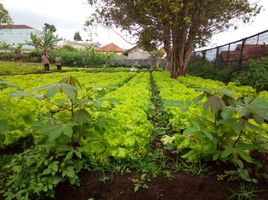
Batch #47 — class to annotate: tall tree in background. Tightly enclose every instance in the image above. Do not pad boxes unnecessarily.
[0,2,13,25]
[88,0,261,78]
[74,31,82,41]
[43,23,57,33]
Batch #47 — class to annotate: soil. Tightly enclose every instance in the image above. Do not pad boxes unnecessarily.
[0,136,34,156]
[53,171,268,200]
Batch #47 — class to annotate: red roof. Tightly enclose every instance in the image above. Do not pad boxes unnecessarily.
[98,43,124,53]
[0,25,33,30]
[220,44,268,61]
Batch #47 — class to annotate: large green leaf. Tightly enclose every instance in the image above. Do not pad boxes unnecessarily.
[60,76,82,88]
[74,109,91,124]
[62,125,73,138]
[202,130,217,145]
[238,150,253,163]
[45,85,61,99]
[61,83,78,100]
[204,95,225,114]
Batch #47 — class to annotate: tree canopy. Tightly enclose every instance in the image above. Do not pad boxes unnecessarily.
[74,31,82,41]
[43,23,57,33]
[88,0,261,78]
[0,2,12,25]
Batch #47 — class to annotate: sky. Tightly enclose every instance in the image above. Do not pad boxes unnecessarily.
[1,0,268,50]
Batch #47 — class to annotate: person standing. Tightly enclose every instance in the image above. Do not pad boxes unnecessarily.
[41,52,50,71]
[55,56,62,71]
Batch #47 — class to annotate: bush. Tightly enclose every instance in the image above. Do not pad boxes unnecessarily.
[0,46,123,68]
[232,57,268,91]
[187,56,268,91]
[187,58,234,82]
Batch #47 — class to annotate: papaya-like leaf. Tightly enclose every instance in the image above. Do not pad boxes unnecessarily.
[74,109,91,124]
[61,83,78,100]
[45,85,61,99]
[204,95,225,114]
[60,76,82,88]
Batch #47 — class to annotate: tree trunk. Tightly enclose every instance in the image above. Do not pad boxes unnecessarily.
[163,23,172,71]
[155,57,160,69]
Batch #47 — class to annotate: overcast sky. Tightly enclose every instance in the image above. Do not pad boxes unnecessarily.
[1,0,268,50]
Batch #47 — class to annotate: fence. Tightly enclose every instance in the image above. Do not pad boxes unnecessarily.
[193,29,268,69]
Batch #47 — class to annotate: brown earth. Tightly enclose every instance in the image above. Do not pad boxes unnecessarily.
[53,171,268,200]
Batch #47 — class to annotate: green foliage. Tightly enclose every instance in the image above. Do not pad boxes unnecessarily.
[0,75,120,199]
[88,0,261,77]
[187,57,235,82]
[188,56,268,91]
[0,2,13,25]
[49,46,118,68]
[0,61,132,75]
[228,183,261,200]
[74,31,82,41]
[43,23,57,33]
[162,88,268,182]
[62,45,78,52]
[0,41,11,50]
[1,146,85,199]
[0,71,135,148]
[232,57,268,91]
[153,72,268,181]
[81,73,153,162]
[26,30,61,53]
[132,174,151,192]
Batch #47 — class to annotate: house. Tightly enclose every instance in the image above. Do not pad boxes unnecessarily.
[126,46,151,59]
[0,25,42,49]
[219,44,268,65]
[98,43,124,54]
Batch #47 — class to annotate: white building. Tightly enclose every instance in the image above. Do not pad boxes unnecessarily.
[0,25,42,49]
[126,46,151,59]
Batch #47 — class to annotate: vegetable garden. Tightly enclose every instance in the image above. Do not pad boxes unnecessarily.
[0,62,267,200]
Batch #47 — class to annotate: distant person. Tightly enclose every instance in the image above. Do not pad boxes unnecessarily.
[55,56,62,71]
[41,52,50,71]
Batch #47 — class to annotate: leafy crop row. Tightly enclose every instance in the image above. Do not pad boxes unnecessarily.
[0,72,135,148]
[0,61,133,75]
[0,72,154,199]
[153,72,268,182]
[177,74,256,98]
[82,72,153,162]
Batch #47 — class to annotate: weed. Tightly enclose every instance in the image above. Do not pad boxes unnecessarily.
[228,183,262,200]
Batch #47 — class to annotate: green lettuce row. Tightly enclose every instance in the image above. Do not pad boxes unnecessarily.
[177,74,256,98]
[0,72,136,149]
[152,71,207,130]
[1,71,135,91]
[0,61,131,75]
[154,72,268,167]
[81,72,153,162]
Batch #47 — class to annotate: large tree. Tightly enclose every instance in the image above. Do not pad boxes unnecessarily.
[87,0,261,78]
[74,31,82,41]
[43,23,57,33]
[0,2,12,25]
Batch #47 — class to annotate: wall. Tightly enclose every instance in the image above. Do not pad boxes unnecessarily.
[0,29,41,49]
[110,58,166,67]
[128,47,151,59]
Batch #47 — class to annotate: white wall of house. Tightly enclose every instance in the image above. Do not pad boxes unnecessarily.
[127,47,151,59]
[0,28,41,49]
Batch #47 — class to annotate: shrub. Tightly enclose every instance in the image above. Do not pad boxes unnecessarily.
[187,56,268,91]
[232,57,268,91]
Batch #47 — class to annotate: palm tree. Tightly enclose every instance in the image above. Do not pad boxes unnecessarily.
[26,30,61,53]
